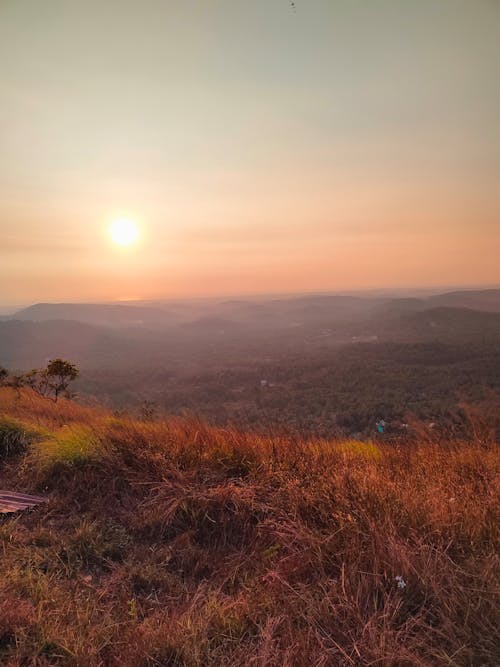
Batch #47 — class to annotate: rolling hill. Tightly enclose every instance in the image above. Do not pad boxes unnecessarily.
[13,302,176,328]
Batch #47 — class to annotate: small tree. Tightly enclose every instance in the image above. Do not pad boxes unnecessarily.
[24,359,79,402]
[47,358,79,401]
[0,367,8,385]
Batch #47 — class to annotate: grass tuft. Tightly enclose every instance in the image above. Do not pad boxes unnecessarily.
[31,424,104,469]
[0,417,41,460]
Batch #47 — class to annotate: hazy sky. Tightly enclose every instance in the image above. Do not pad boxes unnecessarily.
[1,0,499,305]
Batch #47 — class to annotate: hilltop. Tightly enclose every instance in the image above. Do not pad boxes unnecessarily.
[0,388,498,666]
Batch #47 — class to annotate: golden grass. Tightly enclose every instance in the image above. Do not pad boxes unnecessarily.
[0,387,498,666]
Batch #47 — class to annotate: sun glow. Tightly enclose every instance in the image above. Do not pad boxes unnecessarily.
[109,218,139,247]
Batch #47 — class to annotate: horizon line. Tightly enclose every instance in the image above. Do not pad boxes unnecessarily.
[2,282,500,314]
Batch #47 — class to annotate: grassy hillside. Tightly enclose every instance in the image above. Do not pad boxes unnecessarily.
[0,389,498,666]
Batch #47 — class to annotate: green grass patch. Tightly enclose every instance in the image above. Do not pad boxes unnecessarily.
[33,424,103,469]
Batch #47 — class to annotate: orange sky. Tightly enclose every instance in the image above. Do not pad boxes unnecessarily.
[1,1,499,305]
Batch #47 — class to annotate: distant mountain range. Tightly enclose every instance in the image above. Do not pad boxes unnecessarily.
[12,302,177,328]
[10,289,500,327]
[1,289,500,370]
[379,290,500,315]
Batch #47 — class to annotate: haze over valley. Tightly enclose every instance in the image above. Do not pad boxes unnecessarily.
[3,288,500,437]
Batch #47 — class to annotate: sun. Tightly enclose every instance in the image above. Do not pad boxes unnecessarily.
[109,218,139,247]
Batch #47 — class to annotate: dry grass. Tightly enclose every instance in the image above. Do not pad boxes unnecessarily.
[0,387,499,666]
